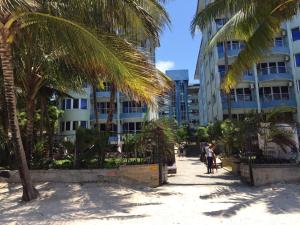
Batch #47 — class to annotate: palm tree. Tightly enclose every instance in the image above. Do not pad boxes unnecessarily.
[1,0,171,201]
[191,0,298,91]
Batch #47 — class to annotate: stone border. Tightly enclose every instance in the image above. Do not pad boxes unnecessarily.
[0,164,167,188]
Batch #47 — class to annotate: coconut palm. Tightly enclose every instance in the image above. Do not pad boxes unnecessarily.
[1,0,171,201]
[191,0,298,91]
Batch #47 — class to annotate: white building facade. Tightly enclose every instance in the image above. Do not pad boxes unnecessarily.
[195,0,300,126]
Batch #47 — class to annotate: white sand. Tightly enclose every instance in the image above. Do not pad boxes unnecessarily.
[1,158,300,225]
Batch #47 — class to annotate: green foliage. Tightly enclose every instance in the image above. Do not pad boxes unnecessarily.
[176,124,188,144]
[206,121,222,142]
[139,118,176,165]
[195,126,208,142]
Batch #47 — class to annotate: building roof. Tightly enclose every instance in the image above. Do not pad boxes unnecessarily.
[166,69,189,81]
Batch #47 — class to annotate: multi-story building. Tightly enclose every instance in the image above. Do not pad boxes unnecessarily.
[159,69,196,127]
[58,40,158,141]
[195,0,300,125]
[188,84,200,129]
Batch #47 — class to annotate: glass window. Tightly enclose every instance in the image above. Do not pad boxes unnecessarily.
[73,99,79,109]
[66,99,71,109]
[60,122,65,132]
[80,121,87,128]
[272,87,281,100]
[129,123,135,132]
[136,122,142,131]
[123,123,128,132]
[232,41,239,50]
[292,27,300,41]
[80,99,88,109]
[61,99,65,110]
[274,37,283,47]
[295,54,300,67]
[73,121,78,131]
[269,62,277,74]
[277,62,286,73]
[217,42,224,55]
[66,121,71,131]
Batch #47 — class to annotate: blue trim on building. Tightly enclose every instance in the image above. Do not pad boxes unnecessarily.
[261,99,297,109]
[258,73,293,82]
[222,101,258,110]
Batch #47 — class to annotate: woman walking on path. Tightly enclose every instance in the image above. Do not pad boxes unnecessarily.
[206,144,213,174]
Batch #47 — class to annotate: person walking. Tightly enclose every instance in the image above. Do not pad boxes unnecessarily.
[206,143,213,174]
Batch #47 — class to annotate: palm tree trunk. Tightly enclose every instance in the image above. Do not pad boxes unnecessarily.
[224,41,232,120]
[25,96,35,162]
[0,33,38,201]
[92,85,99,129]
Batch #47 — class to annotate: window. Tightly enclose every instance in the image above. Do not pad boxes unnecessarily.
[123,101,146,113]
[217,42,224,55]
[60,122,65,132]
[272,87,281,100]
[278,62,286,73]
[61,99,65,110]
[269,62,277,74]
[274,37,283,47]
[65,121,71,131]
[73,121,78,131]
[292,27,300,41]
[73,99,79,109]
[231,41,239,50]
[80,121,87,128]
[66,99,72,109]
[80,99,88,109]
[129,123,135,132]
[295,54,300,67]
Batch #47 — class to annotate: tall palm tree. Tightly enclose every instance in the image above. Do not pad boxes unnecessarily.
[1,0,171,201]
[191,0,298,91]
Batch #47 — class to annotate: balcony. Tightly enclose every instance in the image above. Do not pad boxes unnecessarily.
[257,66,293,82]
[90,91,111,98]
[222,100,258,110]
[271,45,289,55]
[121,113,146,119]
[218,48,240,59]
[220,71,254,82]
[260,94,297,109]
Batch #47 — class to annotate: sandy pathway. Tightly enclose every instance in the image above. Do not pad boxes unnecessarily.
[1,157,300,225]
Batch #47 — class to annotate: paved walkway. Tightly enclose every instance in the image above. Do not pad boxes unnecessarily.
[1,157,300,225]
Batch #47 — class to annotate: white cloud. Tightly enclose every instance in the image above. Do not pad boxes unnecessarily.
[156,60,175,73]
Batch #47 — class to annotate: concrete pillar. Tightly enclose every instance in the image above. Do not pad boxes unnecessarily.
[253,64,262,113]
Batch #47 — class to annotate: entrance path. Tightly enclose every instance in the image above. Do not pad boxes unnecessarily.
[1,157,300,225]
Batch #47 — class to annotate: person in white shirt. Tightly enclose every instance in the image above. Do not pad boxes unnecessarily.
[206,144,213,174]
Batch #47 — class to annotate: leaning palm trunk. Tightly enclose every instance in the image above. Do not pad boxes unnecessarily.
[0,30,38,201]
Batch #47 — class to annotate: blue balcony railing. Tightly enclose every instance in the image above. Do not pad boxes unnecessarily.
[121,113,146,119]
[218,48,240,59]
[261,99,297,109]
[271,46,290,55]
[222,100,258,110]
[90,91,111,98]
[257,66,293,82]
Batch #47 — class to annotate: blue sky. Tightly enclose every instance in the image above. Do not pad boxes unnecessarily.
[156,0,202,84]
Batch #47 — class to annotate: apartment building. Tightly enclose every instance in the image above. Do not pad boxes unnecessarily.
[188,84,200,129]
[195,0,300,125]
[58,40,158,140]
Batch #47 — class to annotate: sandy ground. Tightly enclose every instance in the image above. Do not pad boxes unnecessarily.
[1,157,300,225]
